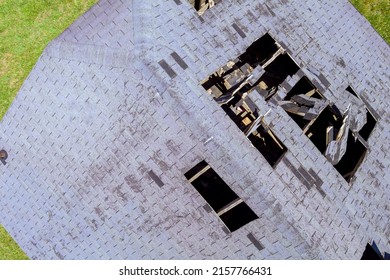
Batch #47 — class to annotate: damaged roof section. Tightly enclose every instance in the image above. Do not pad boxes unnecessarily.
[280,80,378,182]
[201,31,378,183]
[187,0,223,14]
[345,86,377,141]
[280,78,371,182]
[201,46,288,168]
[184,160,258,232]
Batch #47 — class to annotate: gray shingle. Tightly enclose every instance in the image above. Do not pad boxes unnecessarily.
[0,0,389,261]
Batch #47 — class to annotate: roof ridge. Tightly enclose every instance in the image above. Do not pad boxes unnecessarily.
[44,41,137,69]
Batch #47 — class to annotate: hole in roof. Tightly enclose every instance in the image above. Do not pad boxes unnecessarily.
[188,0,223,14]
[185,161,258,232]
[200,32,372,183]
[201,35,288,168]
[238,33,279,68]
[333,131,367,182]
[345,86,377,141]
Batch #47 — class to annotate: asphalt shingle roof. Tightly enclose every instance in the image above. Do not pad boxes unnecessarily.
[0,0,389,259]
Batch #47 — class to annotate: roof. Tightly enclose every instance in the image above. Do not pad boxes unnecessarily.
[0,0,389,259]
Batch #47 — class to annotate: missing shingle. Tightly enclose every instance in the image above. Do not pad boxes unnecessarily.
[0,150,8,165]
[247,233,265,251]
[283,158,313,189]
[203,204,213,213]
[297,166,315,188]
[308,168,324,188]
[173,0,182,5]
[316,186,326,198]
[318,73,330,88]
[232,23,246,38]
[171,52,188,70]
[148,170,164,187]
[158,59,177,78]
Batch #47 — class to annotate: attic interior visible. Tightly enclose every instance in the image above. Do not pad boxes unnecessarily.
[184,160,258,232]
[280,78,372,182]
[188,0,222,14]
[201,32,378,182]
[345,86,377,141]
[0,149,7,165]
[201,41,288,167]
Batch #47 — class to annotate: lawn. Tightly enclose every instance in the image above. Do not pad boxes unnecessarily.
[0,0,97,120]
[0,0,388,260]
[350,0,389,43]
[0,225,28,259]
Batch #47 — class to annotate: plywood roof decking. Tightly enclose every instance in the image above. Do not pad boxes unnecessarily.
[0,0,389,259]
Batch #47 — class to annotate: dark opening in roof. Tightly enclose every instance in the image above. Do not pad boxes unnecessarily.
[282,81,369,182]
[305,105,343,153]
[359,109,377,141]
[345,86,377,141]
[361,241,387,260]
[201,32,371,183]
[285,76,324,100]
[346,85,359,98]
[282,76,327,129]
[247,124,287,168]
[0,149,7,165]
[201,67,287,168]
[259,54,300,89]
[188,0,223,14]
[238,33,279,68]
[185,161,239,211]
[184,161,258,232]
[334,131,367,182]
[219,202,259,232]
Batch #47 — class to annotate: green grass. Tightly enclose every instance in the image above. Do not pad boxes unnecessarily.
[0,0,97,119]
[0,225,28,259]
[350,0,390,43]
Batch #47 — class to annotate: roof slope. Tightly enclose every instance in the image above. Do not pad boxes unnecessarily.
[0,0,389,259]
